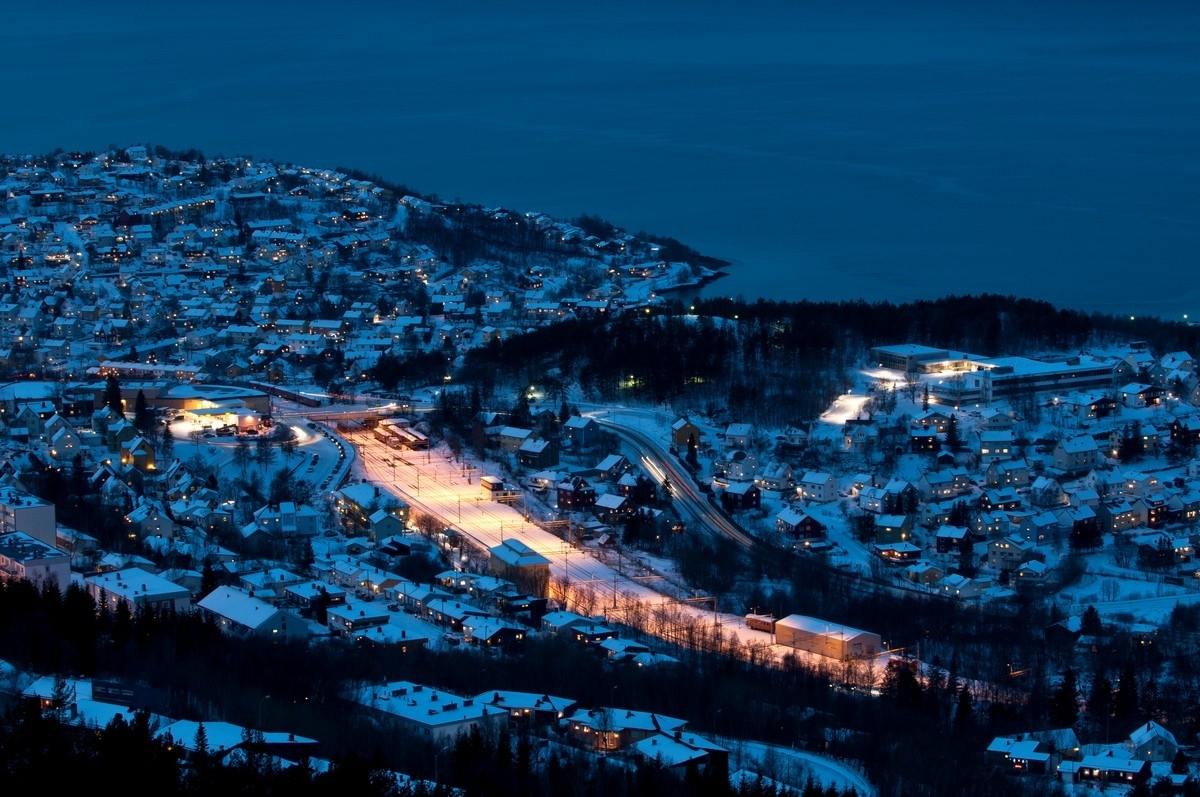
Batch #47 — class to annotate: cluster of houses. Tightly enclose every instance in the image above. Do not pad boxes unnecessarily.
[353,678,720,774]
[680,343,1200,603]
[16,663,726,781]
[986,721,1186,791]
[0,146,716,388]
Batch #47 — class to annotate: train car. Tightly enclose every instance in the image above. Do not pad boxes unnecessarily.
[745,613,777,634]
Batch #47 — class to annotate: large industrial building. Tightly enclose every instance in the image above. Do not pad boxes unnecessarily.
[774,614,882,661]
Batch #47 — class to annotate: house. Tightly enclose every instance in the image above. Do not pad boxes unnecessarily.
[198,586,308,640]
[977,430,1015,465]
[919,499,958,529]
[906,561,945,586]
[356,681,507,744]
[370,509,406,540]
[284,581,348,618]
[755,460,794,492]
[568,707,689,752]
[858,485,887,514]
[518,437,559,469]
[717,450,759,482]
[1014,559,1048,582]
[328,599,395,636]
[980,487,1023,512]
[881,478,921,514]
[910,409,954,434]
[918,470,957,502]
[798,471,838,503]
[938,573,988,600]
[498,426,533,452]
[594,453,632,481]
[1030,476,1067,508]
[935,525,972,555]
[842,419,878,452]
[1117,382,1164,408]
[547,613,619,645]
[1126,720,1178,762]
[724,422,754,449]
[977,408,1015,433]
[631,732,728,774]
[909,426,938,453]
[670,417,703,449]
[249,501,323,538]
[1053,436,1102,474]
[598,637,651,661]
[594,491,633,523]
[874,513,913,544]
[463,616,526,654]
[988,535,1037,571]
[874,542,922,563]
[478,690,577,730]
[986,459,1030,489]
[986,736,1051,774]
[720,481,761,512]
[240,567,305,601]
[562,415,601,449]
[85,567,192,614]
[1067,752,1150,787]
[775,506,827,541]
[488,539,550,598]
[557,476,597,509]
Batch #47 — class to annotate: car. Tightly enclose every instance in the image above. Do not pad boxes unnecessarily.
[306,422,317,429]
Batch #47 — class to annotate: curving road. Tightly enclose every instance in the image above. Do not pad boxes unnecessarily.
[587,410,759,549]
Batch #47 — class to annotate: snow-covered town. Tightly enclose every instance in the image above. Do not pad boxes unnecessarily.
[4,145,1200,795]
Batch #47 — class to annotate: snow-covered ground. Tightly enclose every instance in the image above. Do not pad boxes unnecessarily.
[727,739,876,797]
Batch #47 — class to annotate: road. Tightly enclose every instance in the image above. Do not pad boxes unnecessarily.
[586,409,758,548]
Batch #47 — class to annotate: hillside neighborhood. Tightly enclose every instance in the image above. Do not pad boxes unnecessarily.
[4,146,1200,794]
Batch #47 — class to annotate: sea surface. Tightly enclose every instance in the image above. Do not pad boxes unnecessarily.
[3,0,1198,321]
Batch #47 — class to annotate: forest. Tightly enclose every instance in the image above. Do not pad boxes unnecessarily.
[4,525,1200,797]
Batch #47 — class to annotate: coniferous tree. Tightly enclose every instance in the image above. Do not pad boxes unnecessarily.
[1114,662,1139,722]
[159,423,175,461]
[1088,671,1113,740]
[104,373,124,415]
[945,414,961,453]
[134,390,154,434]
[1049,668,1079,728]
[954,682,974,728]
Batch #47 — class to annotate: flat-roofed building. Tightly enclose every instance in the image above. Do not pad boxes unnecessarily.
[0,530,70,592]
[774,614,881,661]
[86,567,192,614]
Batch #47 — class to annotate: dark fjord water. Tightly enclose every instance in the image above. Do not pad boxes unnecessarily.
[4,0,1198,320]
